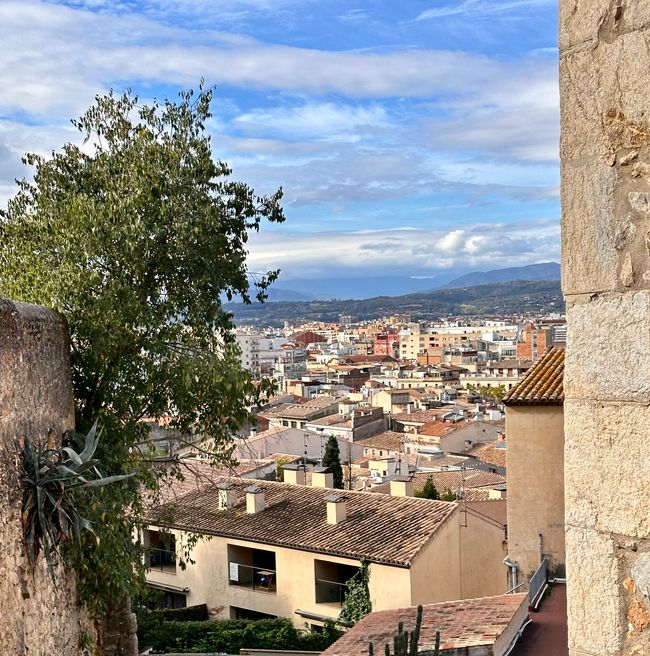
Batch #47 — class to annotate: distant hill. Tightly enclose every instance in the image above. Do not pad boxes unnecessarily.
[263,287,317,302]
[439,262,560,289]
[226,279,564,326]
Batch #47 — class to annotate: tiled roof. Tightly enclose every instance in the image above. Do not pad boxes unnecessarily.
[357,431,404,451]
[468,443,507,469]
[503,347,564,406]
[392,410,445,424]
[416,420,469,438]
[273,396,340,418]
[371,470,506,496]
[321,594,527,655]
[147,477,457,567]
[155,459,275,503]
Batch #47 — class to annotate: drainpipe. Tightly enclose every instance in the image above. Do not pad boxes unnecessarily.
[503,556,518,591]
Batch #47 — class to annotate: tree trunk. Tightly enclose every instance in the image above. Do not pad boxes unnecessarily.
[96,598,138,656]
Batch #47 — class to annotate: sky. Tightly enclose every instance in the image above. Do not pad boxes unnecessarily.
[0,0,560,296]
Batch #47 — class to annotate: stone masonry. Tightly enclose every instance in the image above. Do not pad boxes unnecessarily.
[560,1,650,654]
[0,300,91,655]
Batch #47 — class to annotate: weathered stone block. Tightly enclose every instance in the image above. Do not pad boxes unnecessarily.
[565,399,650,538]
[561,29,650,162]
[631,554,650,598]
[566,527,623,655]
[561,161,619,294]
[565,291,650,402]
[560,0,650,51]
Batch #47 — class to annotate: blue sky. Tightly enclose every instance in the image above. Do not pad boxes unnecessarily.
[0,0,559,293]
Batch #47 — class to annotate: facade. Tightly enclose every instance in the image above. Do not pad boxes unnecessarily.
[234,332,261,378]
[145,477,508,625]
[503,347,565,582]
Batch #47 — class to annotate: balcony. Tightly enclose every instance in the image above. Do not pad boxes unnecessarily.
[228,562,277,594]
[314,559,359,607]
[145,529,176,574]
[148,547,176,573]
[228,544,277,595]
[315,578,348,606]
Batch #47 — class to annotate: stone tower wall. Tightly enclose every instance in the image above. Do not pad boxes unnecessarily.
[0,299,92,655]
[560,2,650,654]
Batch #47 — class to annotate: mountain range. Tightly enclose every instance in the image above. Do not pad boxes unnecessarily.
[262,262,560,302]
[227,278,564,326]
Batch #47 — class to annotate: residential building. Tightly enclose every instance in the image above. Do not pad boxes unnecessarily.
[234,331,260,378]
[503,347,565,581]
[144,477,509,623]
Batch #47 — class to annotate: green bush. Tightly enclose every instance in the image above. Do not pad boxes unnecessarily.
[136,614,342,653]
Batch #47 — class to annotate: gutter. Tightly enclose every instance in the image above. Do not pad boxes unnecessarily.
[502,556,518,591]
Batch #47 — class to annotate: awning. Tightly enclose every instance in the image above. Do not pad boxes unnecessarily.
[146,581,189,594]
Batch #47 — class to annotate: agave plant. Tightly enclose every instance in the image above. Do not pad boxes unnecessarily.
[21,422,134,581]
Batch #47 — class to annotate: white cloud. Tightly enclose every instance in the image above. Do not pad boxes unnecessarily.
[234,103,389,143]
[416,0,554,21]
[245,220,560,279]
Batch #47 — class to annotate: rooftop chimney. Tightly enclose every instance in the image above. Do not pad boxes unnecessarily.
[325,494,347,524]
[283,463,306,486]
[312,467,334,488]
[217,482,237,509]
[390,475,414,497]
[245,485,265,514]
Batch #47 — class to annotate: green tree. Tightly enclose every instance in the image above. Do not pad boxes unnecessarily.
[414,476,439,500]
[322,435,344,489]
[0,86,284,621]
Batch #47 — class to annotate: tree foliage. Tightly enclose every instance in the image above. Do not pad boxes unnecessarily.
[414,476,439,500]
[0,85,284,615]
[339,560,372,625]
[322,435,344,489]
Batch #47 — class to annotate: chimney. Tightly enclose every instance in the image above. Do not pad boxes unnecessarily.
[390,475,414,497]
[325,494,346,524]
[283,463,306,485]
[312,467,334,488]
[245,485,265,514]
[217,482,237,509]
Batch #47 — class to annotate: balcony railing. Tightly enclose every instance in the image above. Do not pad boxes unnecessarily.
[148,548,176,573]
[315,578,348,606]
[228,562,277,594]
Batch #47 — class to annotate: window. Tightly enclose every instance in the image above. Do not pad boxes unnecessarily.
[145,529,176,574]
[314,560,360,606]
[228,545,277,594]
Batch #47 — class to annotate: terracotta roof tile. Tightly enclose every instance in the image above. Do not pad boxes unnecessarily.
[321,594,527,655]
[371,470,506,496]
[357,431,404,451]
[503,347,564,405]
[147,478,457,567]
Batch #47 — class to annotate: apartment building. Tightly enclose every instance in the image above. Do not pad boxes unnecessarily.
[145,477,508,624]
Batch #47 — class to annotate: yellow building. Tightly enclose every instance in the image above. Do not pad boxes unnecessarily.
[144,477,508,625]
[503,347,565,583]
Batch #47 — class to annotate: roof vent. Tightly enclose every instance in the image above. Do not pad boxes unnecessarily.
[245,485,265,514]
[325,494,346,525]
[217,482,237,510]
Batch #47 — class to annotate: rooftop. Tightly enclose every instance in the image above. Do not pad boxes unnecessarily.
[147,477,457,567]
[503,347,564,406]
[357,431,404,451]
[371,469,506,496]
[321,593,528,655]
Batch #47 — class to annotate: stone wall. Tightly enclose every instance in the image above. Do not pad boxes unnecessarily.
[560,2,650,654]
[0,299,91,655]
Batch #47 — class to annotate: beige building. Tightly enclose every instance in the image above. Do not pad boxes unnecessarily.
[144,477,508,625]
[503,347,565,582]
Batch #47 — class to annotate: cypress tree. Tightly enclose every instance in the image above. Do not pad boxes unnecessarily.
[322,436,344,489]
